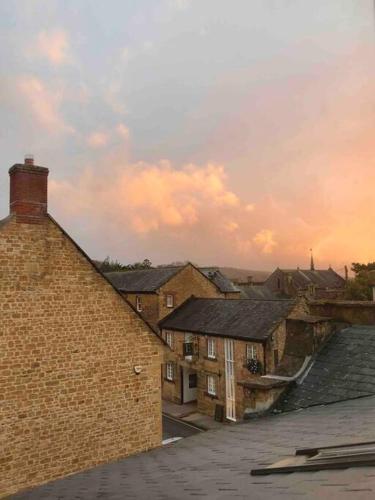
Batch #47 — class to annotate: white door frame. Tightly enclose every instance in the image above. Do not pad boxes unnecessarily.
[224,338,236,421]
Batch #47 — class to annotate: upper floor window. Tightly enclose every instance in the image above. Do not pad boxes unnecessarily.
[166,331,173,349]
[277,277,281,289]
[207,375,216,396]
[166,294,174,308]
[166,362,174,381]
[246,344,257,361]
[207,338,216,359]
[136,295,142,312]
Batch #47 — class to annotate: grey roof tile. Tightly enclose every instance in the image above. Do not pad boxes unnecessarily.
[105,267,182,292]
[160,298,296,341]
[278,325,375,411]
[13,395,375,499]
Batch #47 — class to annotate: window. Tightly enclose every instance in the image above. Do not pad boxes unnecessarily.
[207,338,216,359]
[136,295,142,312]
[166,362,174,381]
[166,331,173,348]
[277,277,281,289]
[207,375,216,396]
[166,294,174,308]
[246,344,257,361]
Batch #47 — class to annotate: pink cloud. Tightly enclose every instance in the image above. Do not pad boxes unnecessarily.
[36,29,70,65]
[86,132,109,148]
[17,76,74,134]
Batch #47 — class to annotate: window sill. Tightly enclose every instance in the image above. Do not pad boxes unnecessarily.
[164,378,175,384]
[204,392,218,400]
[204,356,218,362]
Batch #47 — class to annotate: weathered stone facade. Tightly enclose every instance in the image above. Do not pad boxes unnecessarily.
[161,300,317,420]
[161,321,287,420]
[0,162,163,497]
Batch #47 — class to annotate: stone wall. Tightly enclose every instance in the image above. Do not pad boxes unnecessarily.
[125,292,159,331]
[158,265,223,321]
[162,329,271,420]
[0,216,163,497]
[309,300,375,325]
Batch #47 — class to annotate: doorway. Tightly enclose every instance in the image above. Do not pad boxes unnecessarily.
[182,367,197,403]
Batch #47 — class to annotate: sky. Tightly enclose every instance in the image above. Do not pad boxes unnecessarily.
[0,0,374,271]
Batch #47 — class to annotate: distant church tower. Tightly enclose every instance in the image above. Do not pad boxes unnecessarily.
[310,249,315,271]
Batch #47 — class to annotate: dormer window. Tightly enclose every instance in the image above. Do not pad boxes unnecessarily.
[166,294,174,308]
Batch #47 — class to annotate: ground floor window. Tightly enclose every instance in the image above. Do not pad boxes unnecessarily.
[166,362,174,381]
[207,374,216,396]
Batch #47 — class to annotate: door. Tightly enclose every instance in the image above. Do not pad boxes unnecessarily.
[224,338,236,421]
[182,367,197,403]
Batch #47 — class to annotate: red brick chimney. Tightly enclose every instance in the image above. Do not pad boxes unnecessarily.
[9,155,49,223]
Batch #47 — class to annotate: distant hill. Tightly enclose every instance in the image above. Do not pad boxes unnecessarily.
[216,267,271,284]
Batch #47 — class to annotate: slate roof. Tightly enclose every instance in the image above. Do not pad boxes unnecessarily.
[200,267,241,294]
[160,298,296,341]
[238,283,279,300]
[278,268,345,289]
[14,395,375,499]
[105,267,182,292]
[278,325,375,412]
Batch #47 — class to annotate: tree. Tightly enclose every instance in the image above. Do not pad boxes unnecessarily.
[344,262,374,301]
[96,257,153,272]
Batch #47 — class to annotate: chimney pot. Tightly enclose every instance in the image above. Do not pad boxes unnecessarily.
[24,154,34,166]
[9,158,49,224]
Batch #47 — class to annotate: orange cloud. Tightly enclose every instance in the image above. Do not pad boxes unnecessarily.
[253,229,277,254]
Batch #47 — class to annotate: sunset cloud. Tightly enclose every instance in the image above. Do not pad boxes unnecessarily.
[86,132,109,148]
[17,76,74,133]
[253,229,277,254]
[36,29,70,65]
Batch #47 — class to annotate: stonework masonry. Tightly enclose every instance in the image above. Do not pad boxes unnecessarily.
[0,215,163,497]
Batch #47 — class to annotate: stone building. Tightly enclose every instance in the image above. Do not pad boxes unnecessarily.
[105,264,229,331]
[264,266,346,299]
[0,158,164,497]
[159,297,328,421]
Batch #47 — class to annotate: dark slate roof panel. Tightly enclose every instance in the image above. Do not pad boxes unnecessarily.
[105,267,183,292]
[238,284,278,300]
[200,267,241,293]
[278,325,375,411]
[160,298,296,341]
[280,268,345,289]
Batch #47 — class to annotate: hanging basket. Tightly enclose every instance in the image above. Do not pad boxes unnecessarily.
[247,359,261,374]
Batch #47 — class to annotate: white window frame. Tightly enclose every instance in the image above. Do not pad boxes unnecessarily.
[166,294,174,308]
[246,344,257,362]
[166,331,173,349]
[207,375,216,396]
[207,338,216,359]
[166,362,174,381]
[136,295,142,312]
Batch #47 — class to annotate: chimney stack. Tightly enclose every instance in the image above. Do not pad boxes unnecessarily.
[9,156,49,223]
